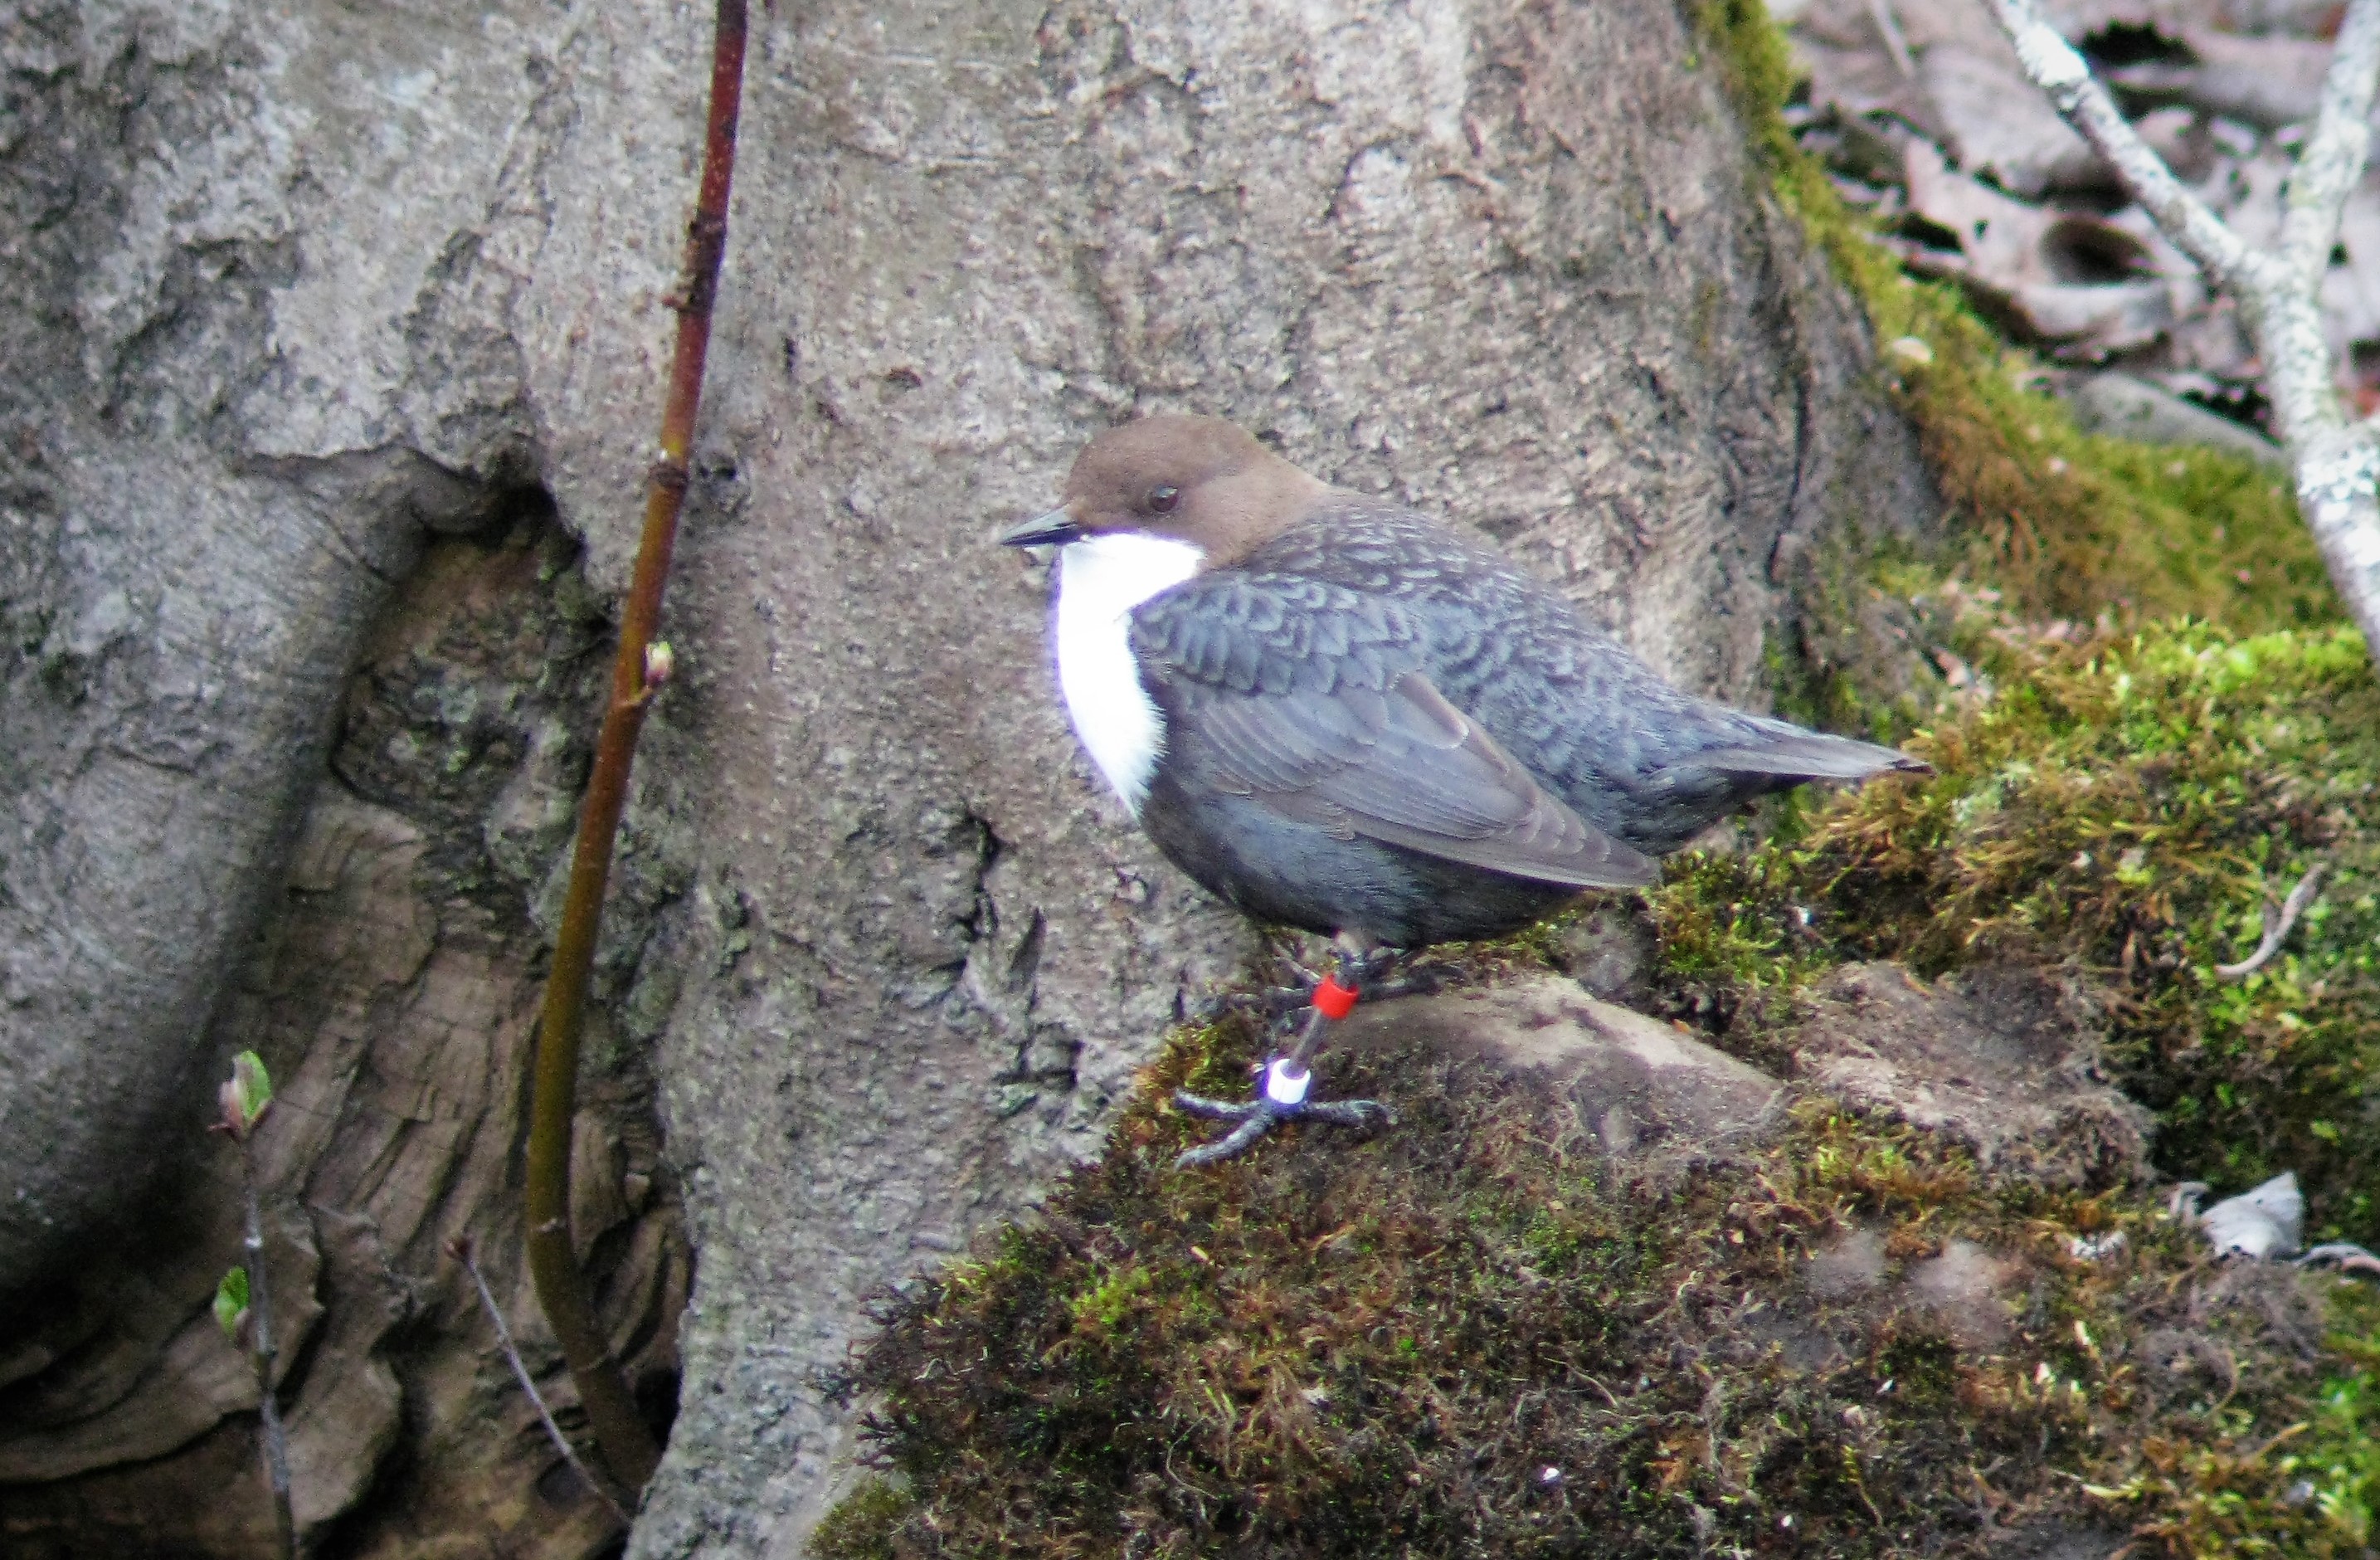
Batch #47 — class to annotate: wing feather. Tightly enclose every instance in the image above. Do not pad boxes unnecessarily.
[1132,580,1657,890]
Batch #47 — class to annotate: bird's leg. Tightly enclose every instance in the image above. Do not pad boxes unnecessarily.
[1251,943,1419,1017]
[1173,932,1394,1168]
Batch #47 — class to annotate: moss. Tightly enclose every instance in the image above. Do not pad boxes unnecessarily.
[825,1017,2374,1557]
[810,1476,913,1560]
[1648,612,2380,1247]
[814,641,2380,1559]
[1671,0,2380,1246]
[2285,1303,2380,1549]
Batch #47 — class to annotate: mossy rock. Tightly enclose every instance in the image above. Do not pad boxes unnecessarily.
[817,1003,2378,1558]
[1650,610,2380,1247]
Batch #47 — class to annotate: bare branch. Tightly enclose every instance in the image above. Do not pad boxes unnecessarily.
[524,0,747,1495]
[450,1236,632,1526]
[2302,427,2380,568]
[2214,864,2324,981]
[2281,0,2380,285]
[239,1154,296,1559]
[1983,0,2261,291]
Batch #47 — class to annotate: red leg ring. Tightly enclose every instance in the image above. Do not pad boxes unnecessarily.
[1312,973,1360,1021]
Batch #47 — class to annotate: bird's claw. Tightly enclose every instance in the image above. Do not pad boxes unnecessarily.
[2298,1241,2380,1276]
[1250,969,1434,1019]
[1170,1087,1393,1168]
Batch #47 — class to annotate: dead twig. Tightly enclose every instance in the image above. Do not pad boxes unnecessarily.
[2213,865,2324,980]
[449,1236,633,1525]
[523,0,747,1495]
[236,1155,297,1557]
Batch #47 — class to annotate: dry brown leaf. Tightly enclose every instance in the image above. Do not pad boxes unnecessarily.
[2107,28,2330,127]
[1784,0,2380,399]
[2212,0,2347,35]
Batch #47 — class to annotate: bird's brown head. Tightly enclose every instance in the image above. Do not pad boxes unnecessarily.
[999,415,1329,564]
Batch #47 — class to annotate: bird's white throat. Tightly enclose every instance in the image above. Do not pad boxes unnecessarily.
[1053,532,1205,814]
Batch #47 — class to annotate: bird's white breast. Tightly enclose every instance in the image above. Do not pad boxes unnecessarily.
[1052,532,1205,815]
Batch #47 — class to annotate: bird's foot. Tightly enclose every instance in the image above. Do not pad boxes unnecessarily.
[1171,1060,1392,1168]
[1258,946,1400,1012]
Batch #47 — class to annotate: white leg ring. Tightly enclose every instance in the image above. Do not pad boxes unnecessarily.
[1263,1060,1312,1107]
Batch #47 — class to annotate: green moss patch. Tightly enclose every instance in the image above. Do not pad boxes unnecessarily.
[1677,0,2380,1254]
[818,1019,2373,1557]
[1647,609,2380,1249]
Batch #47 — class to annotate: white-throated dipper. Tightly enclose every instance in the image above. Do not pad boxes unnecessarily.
[1001,416,1928,1167]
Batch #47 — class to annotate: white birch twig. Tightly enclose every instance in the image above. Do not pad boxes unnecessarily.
[2283,0,2380,284]
[1983,0,2260,288]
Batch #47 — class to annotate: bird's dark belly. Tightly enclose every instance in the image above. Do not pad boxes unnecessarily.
[1138,771,1582,947]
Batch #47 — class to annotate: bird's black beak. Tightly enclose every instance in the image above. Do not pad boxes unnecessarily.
[998,505,1084,548]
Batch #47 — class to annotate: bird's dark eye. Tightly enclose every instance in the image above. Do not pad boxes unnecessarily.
[1147,485,1180,514]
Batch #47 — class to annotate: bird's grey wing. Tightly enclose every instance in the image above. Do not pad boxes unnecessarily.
[1132,576,1657,890]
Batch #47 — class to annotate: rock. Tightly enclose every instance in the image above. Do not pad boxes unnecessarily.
[1545,904,1656,1006]
[1791,962,2152,1189]
[1334,975,1786,1168]
[1803,1225,1889,1299]
[1902,1236,2017,1348]
[1800,1227,2022,1354]
[2060,372,2286,467]
[1993,1523,2129,1560]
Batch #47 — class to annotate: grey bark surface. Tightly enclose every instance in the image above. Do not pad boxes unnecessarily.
[0,0,617,1294]
[2,2,698,1550]
[0,0,1937,1553]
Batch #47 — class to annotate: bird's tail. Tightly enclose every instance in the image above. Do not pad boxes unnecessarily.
[1680,719,1932,782]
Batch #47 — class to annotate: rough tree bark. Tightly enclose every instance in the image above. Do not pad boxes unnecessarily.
[0,0,1938,1554]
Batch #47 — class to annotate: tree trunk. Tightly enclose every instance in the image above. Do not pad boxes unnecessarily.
[0,0,1936,1553]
